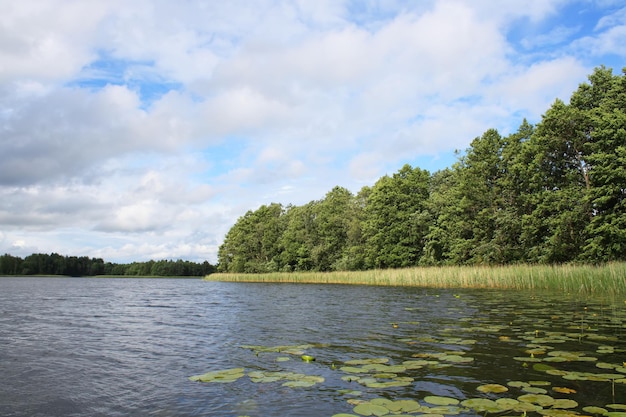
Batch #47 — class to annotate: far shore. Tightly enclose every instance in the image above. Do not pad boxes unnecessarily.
[0,275,203,279]
[205,262,626,296]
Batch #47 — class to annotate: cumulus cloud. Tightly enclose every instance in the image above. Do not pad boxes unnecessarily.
[0,0,622,263]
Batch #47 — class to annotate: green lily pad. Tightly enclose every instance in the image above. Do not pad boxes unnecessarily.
[607,405,626,411]
[189,367,245,383]
[518,394,555,407]
[551,399,578,409]
[495,398,519,410]
[477,383,508,393]
[440,354,474,363]
[424,396,460,406]
[353,402,390,416]
[387,400,421,413]
[522,386,548,394]
[533,363,557,372]
[582,406,607,414]
[427,405,463,415]
[461,398,500,412]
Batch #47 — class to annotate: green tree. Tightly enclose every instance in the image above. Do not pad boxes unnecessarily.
[577,67,626,261]
[363,164,430,268]
[217,203,285,272]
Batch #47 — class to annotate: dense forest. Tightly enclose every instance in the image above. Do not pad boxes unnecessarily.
[218,66,626,273]
[0,253,216,277]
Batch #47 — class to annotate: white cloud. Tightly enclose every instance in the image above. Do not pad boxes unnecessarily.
[0,0,622,264]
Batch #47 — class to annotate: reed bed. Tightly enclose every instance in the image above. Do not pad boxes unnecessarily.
[205,262,626,295]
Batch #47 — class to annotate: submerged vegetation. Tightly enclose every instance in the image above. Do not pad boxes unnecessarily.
[206,262,626,294]
[217,66,626,273]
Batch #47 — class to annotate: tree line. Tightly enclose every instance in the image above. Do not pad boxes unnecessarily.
[218,66,626,273]
[0,253,216,277]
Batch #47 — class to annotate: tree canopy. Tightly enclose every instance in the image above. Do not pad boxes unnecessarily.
[0,253,215,277]
[218,66,626,272]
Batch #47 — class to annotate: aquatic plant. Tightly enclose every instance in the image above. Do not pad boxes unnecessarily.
[205,262,626,295]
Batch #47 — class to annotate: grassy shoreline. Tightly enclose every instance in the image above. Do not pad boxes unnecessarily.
[205,263,626,295]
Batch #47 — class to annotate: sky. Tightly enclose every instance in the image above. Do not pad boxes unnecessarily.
[1,0,625,264]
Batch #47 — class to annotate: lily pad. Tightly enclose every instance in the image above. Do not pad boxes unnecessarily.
[518,394,555,407]
[522,386,548,394]
[424,396,460,406]
[495,398,519,410]
[353,402,389,416]
[189,367,245,383]
[552,387,576,394]
[551,399,578,409]
[477,384,508,393]
[461,398,500,412]
[582,406,607,414]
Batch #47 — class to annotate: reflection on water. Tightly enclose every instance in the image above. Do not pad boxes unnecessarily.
[0,278,623,416]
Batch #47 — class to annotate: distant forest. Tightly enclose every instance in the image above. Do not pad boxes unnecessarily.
[0,253,216,277]
[218,66,626,273]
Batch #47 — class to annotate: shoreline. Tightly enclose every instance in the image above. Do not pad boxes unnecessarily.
[204,262,626,295]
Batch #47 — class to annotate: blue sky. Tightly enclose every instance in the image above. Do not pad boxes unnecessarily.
[0,0,624,264]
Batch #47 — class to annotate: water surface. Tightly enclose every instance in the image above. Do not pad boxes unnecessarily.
[0,277,624,416]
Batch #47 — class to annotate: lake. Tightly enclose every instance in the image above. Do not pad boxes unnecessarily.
[0,277,624,417]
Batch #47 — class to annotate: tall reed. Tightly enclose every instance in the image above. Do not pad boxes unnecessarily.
[205,263,626,295]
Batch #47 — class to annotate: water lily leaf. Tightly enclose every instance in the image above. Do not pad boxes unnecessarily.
[522,386,548,394]
[607,405,626,411]
[440,354,474,363]
[534,363,557,372]
[508,381,531,388]
[518,394,555,407]
[424,396,460,406]
[339,389,362,396]
[402,360,429,369]
[597,362,617,369]
[552,387,576,394]
[537,409,579,417]
[477,384,508,393]
[332,414,360,417]
[370,398,394,408]
[341,366,366,374]
[365,380,412,388]
[276,356,290,362]
[461,398,499,412]
[529,380,551,386]
[582,406,607,414]
[353,402,390,416]
[513,402,543,412]
[189,367,245,383]
[495,398,519,410]
[551,399,578,409]
[428,406,463,415]
[372,372,397,379]
[604,413,626,417]
[388,400,421,413]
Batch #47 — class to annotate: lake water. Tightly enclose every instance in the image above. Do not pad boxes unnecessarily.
[0,277,624,417]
